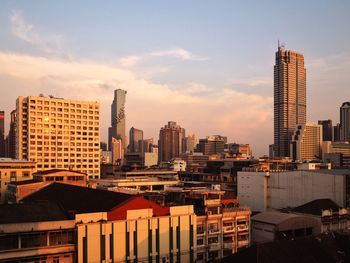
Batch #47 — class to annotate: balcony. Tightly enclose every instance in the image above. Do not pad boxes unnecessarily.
[238,240,249,247]
[223,226,235,233]
[223,242,234,249]
[208,228,220,235]
[237,225,248,232]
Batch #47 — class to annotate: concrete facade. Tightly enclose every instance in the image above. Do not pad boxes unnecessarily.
[238,170,349,211]
[16,96,100,179]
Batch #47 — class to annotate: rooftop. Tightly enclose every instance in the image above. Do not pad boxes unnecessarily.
[0,202,71,224]
[22,183,133,214]
[34,169,87,175]
[221,232,350,263]
[252,211,302,225]
[292,199,341,216]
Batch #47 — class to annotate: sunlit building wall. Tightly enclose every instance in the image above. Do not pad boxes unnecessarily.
[16,96,100,179]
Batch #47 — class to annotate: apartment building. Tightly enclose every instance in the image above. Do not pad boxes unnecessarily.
[166,187,251,262]
[16,96,100,179]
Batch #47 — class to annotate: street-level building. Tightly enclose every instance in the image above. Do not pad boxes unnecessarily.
[0,158,36,203]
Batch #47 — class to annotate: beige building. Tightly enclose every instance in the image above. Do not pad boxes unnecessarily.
[291,123,322,161]
[16,96,100,179]
[274,44,306,158]
[0,158,36,203]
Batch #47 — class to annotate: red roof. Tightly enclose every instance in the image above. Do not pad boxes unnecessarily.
[108,196,170,220]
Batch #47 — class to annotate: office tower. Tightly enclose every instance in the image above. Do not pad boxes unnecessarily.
[0,111,5,157]
[196,135,227,155]
[111,137,122,165]
[184,134,197,153]
[16,95,100,179]
[158,121,185,162]
[318,119,333,141]
[340,102,350,142]
[108,89,127,156]
[129,127,143,152]
[142,138,154,153]
[291,123,322,161]
[7,110,17,158]
[274,44,306,158]
[334,123,341,142]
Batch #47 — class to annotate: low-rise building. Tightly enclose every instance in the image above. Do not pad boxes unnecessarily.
[165,186,251,261]
[0,202,75,262]
[0,158,36,203]
[5,169,87,203]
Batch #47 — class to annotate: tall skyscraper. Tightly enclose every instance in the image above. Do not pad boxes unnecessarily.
[274,44,306,158]
[318,119,333,141]
[340,102,350,142]
[7,110,17,158]
[108,89,127,156]
[0,111,5,157]
[16,96,100,179]
[129,127,143,153]
[334,123,341,142]
[158,121,185,162]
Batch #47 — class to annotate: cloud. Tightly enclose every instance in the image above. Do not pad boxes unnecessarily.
[10,10,67,57]
[118,48,208,67]
[0,52,272,156]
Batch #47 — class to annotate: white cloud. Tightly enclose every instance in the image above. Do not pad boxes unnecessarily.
[10,10,67,57]
[118,48,208,67]
[0,52,272,156]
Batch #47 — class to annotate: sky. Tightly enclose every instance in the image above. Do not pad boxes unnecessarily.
[0,1,349,156]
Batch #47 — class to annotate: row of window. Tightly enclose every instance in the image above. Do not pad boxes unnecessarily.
[27,100,98,109]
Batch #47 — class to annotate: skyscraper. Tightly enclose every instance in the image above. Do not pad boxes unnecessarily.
[108,89,127,155]
[274,44,306,158]
[340,102,350,142]
[16,96,100,179]
[318,119,333,141]
[0,111,5,157]
[158,121,185,162]
[7,110,17,158]
[129,127,143,153]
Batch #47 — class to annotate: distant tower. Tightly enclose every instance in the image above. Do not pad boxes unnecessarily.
[274,43,306,158]
[7,110,17,158]
[0,111,4,157]
[158,121,185,162]
[129,127,143,153]
[340,102,350,142]
[108,89,127,157]
[318,119,333,141]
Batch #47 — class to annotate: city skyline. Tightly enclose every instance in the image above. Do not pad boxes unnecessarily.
[0,1,349,156]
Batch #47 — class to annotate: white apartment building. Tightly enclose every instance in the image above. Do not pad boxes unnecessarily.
[16,96,100,179]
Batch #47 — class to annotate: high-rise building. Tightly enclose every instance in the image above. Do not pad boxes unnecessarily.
[142,138,154,152]
[340,102,350,142]
[108,89,127,155]
[129,127,143,153]
[16,96,100,179]
[334,123,341,142]
[274,44,306,158]
[196,135,227,155]
[318,119,333,141]
[0,111,5,157]
[291,123,322,161]
[183,134,197,153]
[158,121,185,162]
[6,110,17,158]
[111,137,122,165]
